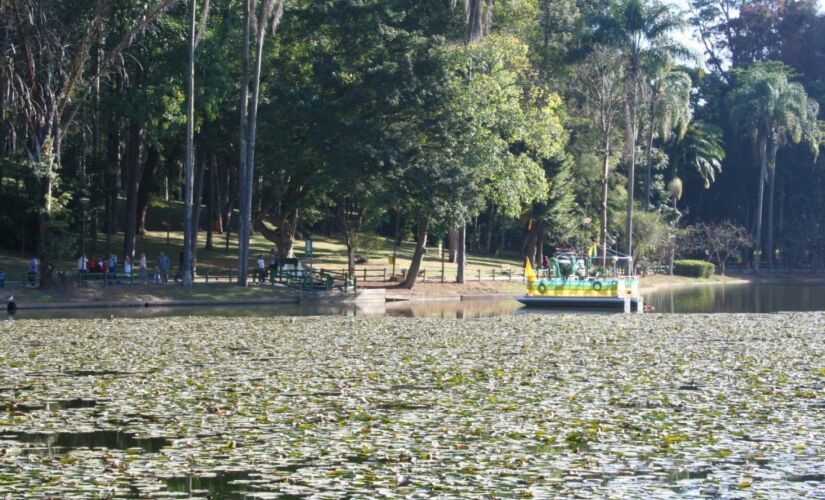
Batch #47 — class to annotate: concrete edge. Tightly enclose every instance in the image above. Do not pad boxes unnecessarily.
[13,297,299,310]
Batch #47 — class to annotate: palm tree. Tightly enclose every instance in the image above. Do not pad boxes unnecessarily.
[729,62,820,271]
[598,0,687,271]
[642,62,692,208]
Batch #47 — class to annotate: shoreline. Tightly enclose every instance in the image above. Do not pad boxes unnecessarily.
[8,273,824,311]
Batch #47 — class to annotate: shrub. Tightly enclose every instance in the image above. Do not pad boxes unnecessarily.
[673,259,715,278]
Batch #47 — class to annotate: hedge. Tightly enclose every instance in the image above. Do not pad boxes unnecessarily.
[673,260,715,278]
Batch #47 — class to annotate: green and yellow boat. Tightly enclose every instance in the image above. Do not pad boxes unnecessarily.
[517,252,644,312]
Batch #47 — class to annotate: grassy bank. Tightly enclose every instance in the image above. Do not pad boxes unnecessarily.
[0,200,525,285]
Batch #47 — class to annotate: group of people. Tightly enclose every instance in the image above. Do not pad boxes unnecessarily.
[254,250,281,283]
[25,248,282,286]
[76,251,174,284]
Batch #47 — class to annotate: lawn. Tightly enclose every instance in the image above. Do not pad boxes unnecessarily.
[0,200,525,285]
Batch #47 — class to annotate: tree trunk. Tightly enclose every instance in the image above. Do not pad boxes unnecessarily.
[472,216,480,252]
[137,146,161,236]
[401,223,428,289]
[206,152,216,249]
[753,135,767,273]
[105,121,119,257]
[624,79,638,274]
[600,132,611,267]
[523,221,543,265]
[123,119,145,260]
[276,210,299,259]
[766,148,777,271]
[778,171,785,268]
[191,150,207,263]
[237,0,251,284]
[483,0,494,36]
[457,224,466,283]
[496,226,505,257]
[644,95,656,209]
[182,0,197,287]
[447,228,459,262]
[485,205,496,254]
[467,0,484,43]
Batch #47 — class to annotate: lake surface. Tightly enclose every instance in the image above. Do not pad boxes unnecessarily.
[8,283,825,320]
[3,314,823,497]
[645,282,825,313]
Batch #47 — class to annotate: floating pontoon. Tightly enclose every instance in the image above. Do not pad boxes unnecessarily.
[516,251,644,313]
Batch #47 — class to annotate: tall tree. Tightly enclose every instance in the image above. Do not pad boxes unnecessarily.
[237,0,285,286]
[0,0,177,283]
[642,62,692,208]
[729,62,820,271]
[598,0,686,271]
[572,46,625,266]
[182,0,197,287]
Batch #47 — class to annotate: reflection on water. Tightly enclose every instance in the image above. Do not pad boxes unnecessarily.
[646,283,825,313]
[387,299,523,318]
[11,298,627,320]
[10,283,825,320]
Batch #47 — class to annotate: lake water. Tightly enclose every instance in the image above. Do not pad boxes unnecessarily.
[645,282,825,313]
[9,283,825,320]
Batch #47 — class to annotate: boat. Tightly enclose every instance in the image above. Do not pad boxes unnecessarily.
[516,251,644,313]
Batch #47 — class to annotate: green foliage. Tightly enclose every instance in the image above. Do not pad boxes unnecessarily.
[673,259,716,278]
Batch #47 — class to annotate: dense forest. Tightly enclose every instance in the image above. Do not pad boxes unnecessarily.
[2,0,825,287]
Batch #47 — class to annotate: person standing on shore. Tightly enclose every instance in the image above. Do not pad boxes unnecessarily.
[158,252,170,284]
[269,249,279,281]
[256,255,267,283]
[138,253,148,284]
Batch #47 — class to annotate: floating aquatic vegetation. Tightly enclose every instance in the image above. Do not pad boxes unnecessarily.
[0,313,823,497]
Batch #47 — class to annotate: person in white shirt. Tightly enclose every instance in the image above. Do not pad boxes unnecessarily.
[138,253,148,283]
[256,255,266,283]
[124,256,132,278]
[78,254,88,285]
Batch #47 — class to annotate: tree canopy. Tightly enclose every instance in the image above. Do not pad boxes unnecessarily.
[2,0,825,284]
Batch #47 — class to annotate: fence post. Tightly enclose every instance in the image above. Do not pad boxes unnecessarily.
[363,268,367,281]
[205,270,209,284]
[478,269,481,281]
[422,269,426,282]
[383,267,387,281]
[441,266,444,283]
[492,269,496,281]
[229,268,233,284]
